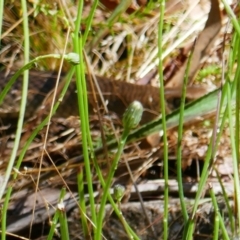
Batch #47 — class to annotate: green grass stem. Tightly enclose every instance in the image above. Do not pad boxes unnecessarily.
[1,2,29,238]
[176,42,195,225]
[95,100,143,240]
[73,0,97,233]
[158,1,169,239]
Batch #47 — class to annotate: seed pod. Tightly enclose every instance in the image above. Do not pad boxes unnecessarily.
[113,184,125,201]
[122,100,143,131]
[66,52,80,65]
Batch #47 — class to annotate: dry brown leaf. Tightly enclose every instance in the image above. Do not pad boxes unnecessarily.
[166,0,222,88]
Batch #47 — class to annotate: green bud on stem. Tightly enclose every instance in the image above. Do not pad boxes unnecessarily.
[66,52,80,65]
[122,101,143,131]
[113,184,125,201]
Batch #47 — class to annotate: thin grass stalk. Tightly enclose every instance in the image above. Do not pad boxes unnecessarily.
[112,185,137,239]
[59,210,70,240]
[0,55,77,173]
[208,75,236,237]
[158,1,168,239]
[219,215,231,240]
[215,168,234,234]
[80,4,115,235]
[229,32,237,71]
[176,43,195,224]
[1,186,12,240]
[2,65,92,239]
[58,189,70,240]
[209,181,230,240]
[209,186,220,240]
[92,159,140,239]
[79,45,99,231]
[90,153,140,239]
[1,70,77,240]
[14,66,74,170]
[232,26,240,231]
[89,0,132,49]
[230,27,240,235]
[82,0,98,46]
[221,0,240,36]
[95,101,143,240]
[0,67,74,240]
[31,27,71,238]
[77,167,89,238]
[219,14,240,234]
[47,188,67,240]
[0,54,76,106]
[47,209,60,240]
[210,80,235,237]
[213,212,220,240]
[183,82,230,238]
[73,0,97,231]
[212,19,237,238]
[183,64,235,238]
[184,142,214,239]
[235,40,240,164]
[1,68,75,240]
[107,0,132,26]
[226,82,240,233]
[82,52,111,183]
[74,55,98,227]
[77,39,97,237]
[79,53,99,223]
[95,130,129,240]
[1,2,29,238]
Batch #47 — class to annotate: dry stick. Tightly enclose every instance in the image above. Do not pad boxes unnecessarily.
[84,51,119,170]
[210,10,231,171]
[30,27,71,235]
[0,8,35,40]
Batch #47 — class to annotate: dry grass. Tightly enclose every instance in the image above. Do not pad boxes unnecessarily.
[0,0,238,239]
